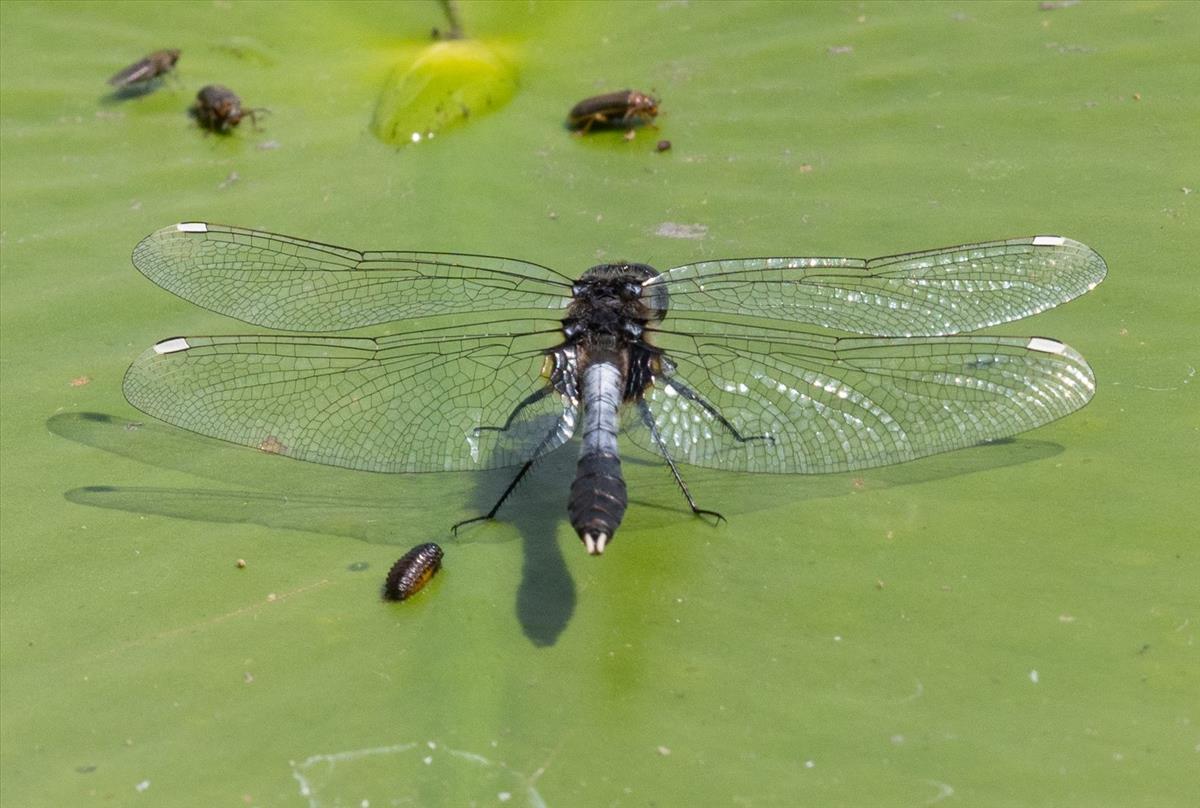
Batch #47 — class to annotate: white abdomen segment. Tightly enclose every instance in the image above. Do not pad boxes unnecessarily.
[568,362,627,555]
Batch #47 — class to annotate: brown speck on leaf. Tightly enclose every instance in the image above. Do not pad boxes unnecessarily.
[69,376,91,387]
[258,435,286,454]
[798,163,814,173]
[236,559,246,569]
[656,139,672,152]
[1132,92,1141,101]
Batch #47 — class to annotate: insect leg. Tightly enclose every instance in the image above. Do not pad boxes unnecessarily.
[577,113,607,135]
[661,377,773,444]
[623,110,658,131]
[636,399,725,525]
[247,108,270,130]
[473,385,554,434]
[451,409,571,535]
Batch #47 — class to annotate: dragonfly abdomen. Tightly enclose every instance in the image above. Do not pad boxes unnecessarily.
[569,361,627,555]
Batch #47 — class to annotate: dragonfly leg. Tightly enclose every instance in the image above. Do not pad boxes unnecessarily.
[451,457,535,534]
[451,409,571,535]
[663,377,772,445]
[637,399,725,525]
[472,385,554,434]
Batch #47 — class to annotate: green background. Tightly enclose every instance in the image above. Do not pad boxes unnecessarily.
[2,1,1197,805]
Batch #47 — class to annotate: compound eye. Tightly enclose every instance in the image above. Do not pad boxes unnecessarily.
[640,282,669,321]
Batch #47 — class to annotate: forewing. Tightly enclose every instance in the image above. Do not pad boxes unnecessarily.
[652,236,1106,336]
[628,324,1095,474]
[131,223,574,331]
[123,321,573,472]
[108,58,155,87]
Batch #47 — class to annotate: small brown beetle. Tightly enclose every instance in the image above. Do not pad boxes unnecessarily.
[108,49,181,88]
[191,84,266,134]
[567,89,659,134]
[382,543,444,602]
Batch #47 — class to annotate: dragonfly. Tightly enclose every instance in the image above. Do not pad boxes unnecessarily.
[124,223,1106,554]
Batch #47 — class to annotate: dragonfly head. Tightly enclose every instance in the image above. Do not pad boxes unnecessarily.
[569,262,667,332]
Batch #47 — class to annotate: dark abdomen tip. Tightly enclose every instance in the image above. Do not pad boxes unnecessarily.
[568,453,627,554]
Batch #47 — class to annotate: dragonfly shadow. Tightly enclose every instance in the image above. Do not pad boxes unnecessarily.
[51,412,484,543]
[49,413,1065,647]
[49,412,577,646]
[458,448,579,648]
[619,436,1067,528]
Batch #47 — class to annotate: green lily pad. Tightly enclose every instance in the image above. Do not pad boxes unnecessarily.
[1,2,1198,807]
[371,38,518,146]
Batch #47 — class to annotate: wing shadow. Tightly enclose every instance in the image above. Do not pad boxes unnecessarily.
[618,435,1066,528]
[49,412,1064,647]
[50,411,577,647]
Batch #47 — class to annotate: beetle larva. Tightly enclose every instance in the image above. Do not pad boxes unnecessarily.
[382,543,444,601]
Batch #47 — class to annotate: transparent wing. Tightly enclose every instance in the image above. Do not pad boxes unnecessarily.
[108,58,157,86]
[651,236,1106,336]
[628,322,1096,474]
[132,223,575,332]
[123,320,575,472]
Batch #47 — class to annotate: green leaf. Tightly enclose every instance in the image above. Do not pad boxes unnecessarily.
[371,39,518,146]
